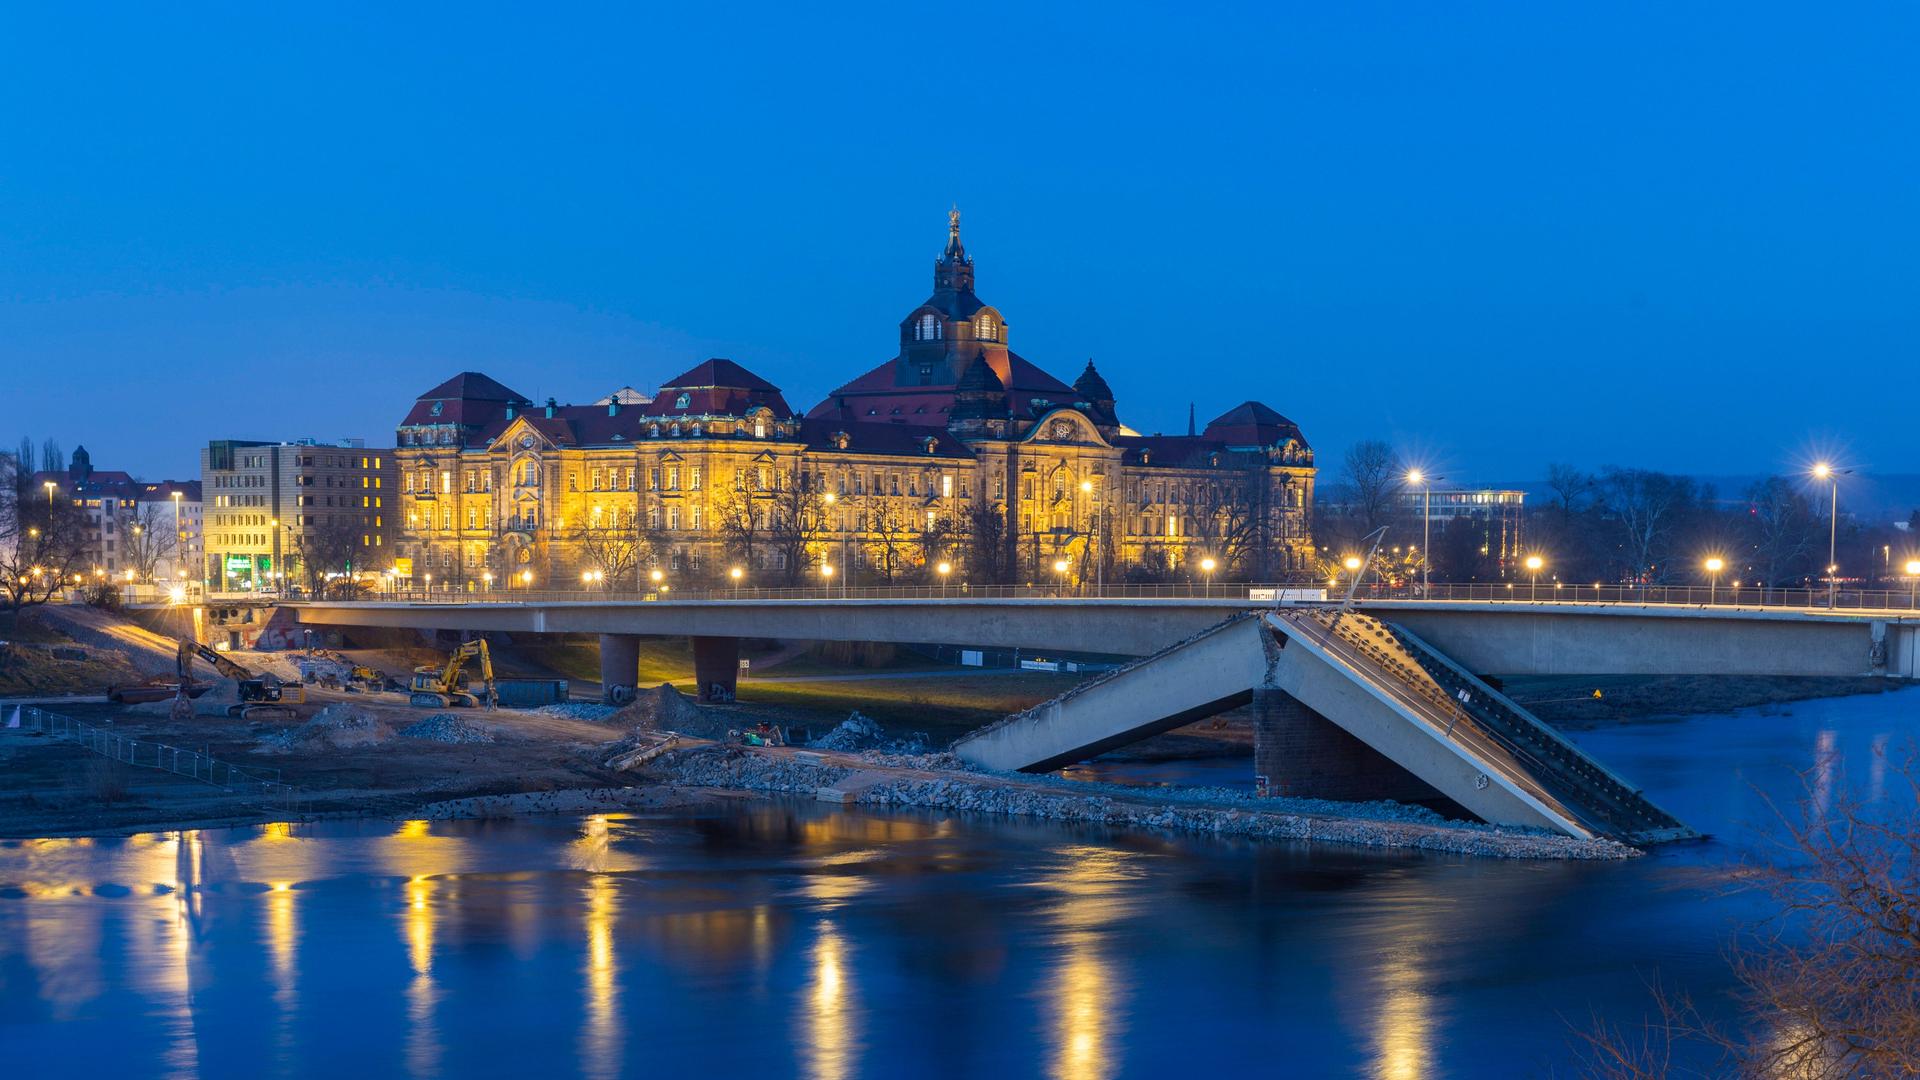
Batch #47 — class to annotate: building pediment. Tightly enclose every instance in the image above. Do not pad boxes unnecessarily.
[1018,408,1111,449]
[490,417,557,453]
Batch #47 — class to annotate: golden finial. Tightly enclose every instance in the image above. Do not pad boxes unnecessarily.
[949,204,961,239]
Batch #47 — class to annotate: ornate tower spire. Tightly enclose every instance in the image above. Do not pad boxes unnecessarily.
[934,205,974,292]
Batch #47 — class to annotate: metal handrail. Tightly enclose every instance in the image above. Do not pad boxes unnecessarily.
[315,579,1920,614]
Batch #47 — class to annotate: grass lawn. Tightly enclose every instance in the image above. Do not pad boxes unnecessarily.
[736,671,1084,741]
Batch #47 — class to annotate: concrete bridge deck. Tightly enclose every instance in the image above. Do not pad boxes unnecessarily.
[285,594,1920,680]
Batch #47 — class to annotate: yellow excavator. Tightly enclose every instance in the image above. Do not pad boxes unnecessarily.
[169,639,303,722]
[409,639,497,709]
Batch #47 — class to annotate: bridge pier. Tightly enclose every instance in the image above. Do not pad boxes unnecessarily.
[599,633,641,705]
[692,635,740,704]
[1251,689,1440,803]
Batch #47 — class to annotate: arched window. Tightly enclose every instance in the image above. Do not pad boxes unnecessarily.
[753,415,766,438]
[914,313,940,341]
[977,315,995,341]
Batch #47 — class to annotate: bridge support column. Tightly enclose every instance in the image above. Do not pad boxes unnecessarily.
[692,636,740,704]
[599,634,641,705]
[1252,689,1440,803]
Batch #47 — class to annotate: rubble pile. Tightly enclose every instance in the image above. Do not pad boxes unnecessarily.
[399,713,497,744]
[265,703,392,750]
[809,712,928,754]
[601,684,721,737]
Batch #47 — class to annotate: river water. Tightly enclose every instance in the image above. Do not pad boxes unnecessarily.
[1,690,1912,1078]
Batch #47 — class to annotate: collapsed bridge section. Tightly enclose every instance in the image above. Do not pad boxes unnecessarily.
[951,609,1693,845]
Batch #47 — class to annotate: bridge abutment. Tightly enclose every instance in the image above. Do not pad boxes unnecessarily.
[692,635,740,704]
[1252,688,1440,804]
[599,634,641,705]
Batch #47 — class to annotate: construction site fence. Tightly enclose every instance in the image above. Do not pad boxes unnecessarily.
[12,706,302,808]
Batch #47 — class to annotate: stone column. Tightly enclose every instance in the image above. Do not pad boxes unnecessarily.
[691,635,740,704]
[1251,689,1439,803]
[599,633,641,705]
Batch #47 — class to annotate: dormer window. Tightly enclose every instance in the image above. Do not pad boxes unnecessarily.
[754,416,766,438]
[674,393,691,409]
[690,424,702,437]
[977,315,996,341]
[914,313,940,341]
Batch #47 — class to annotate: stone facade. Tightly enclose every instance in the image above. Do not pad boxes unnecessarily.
[391,215,1317,590]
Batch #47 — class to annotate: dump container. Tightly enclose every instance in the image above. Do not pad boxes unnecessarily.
[493,678,570,707]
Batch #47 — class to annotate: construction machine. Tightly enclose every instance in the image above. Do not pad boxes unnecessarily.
[409,639,497,709]
[170,639,304,722]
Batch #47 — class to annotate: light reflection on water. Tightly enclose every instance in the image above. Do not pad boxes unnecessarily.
[0,689,1912,1078]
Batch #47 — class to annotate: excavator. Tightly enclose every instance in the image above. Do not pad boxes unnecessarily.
[408,639,498,709]
[169,639,304,722]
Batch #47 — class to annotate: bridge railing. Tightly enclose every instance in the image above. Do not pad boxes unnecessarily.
[322,579,1920,613]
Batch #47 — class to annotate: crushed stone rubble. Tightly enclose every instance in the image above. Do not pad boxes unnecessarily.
[532,702,621,721]
[399,713,498,744]
[808,712,927,754]
[262,703,392,750]
[656,745,1637,861]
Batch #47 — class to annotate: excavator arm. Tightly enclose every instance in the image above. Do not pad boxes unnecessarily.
[177,638,256,682]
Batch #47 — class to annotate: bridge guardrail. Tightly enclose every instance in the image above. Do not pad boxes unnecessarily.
[320,579,1920,613]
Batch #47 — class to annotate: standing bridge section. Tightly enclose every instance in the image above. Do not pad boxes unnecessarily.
[953,610,1694,845]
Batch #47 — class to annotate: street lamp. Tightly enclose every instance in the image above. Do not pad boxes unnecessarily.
[1906,558,1920,609]
[1524,555,1544,600]
[482,570,493,592]
[1812,462,1851,608]
[1406,469,1443,595]
[1704,556,1725,605]
[729,565,744,597]
[519,569,534,590]
[1079,478,1102,595]
[43,480,55,508]
[819,562,834,595]
[935,560,952,597]
[1200,556,1217,597]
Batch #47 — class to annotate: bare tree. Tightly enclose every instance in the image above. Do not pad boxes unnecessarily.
[765,471,826,586]
[1343,439,1403,533]
[39,438,62,476]
[1598,467,1695,585]
[119,503,179,580]
[571,513,652,590]
[864,502,918,583]
[964,503,1013,584]
[716,485,767,572]
[1744,477,1817,595]
[1546,463,1595,516]
[293,515,366,600]
[1576,751,1920,1079]
[0,489,92,624]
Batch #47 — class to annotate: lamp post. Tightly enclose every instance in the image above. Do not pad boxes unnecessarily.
[1080,479,1101,596]
[936,560,952,598]
[1525,555,1544,601]
[482,570,493,593]
[824,491,852,598]
[1052,558,1070,597]
[44,481,55,508]
[729,565,744,597]
[1812,463,1850,608]
[519,569,533,593]
[1906,559,1920,609]
[1342,555,1362,594]
[1406,470,1442,595]
[1704,557,1724,605]
[819,562,834,595]
[1200,556,1217,598]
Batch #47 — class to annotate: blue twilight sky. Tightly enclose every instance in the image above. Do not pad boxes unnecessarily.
[1,3,1914,484]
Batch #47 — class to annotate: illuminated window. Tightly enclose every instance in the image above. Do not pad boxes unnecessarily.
[977,315,995,340]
